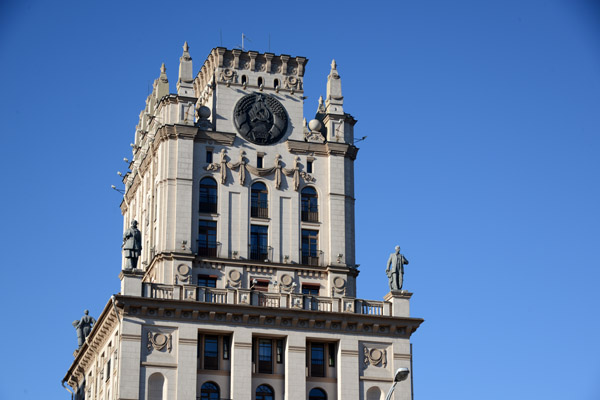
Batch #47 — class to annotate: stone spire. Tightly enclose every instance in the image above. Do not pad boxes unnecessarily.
[326,59,343,115]
[155,63,169,99]
[177,41,194,96]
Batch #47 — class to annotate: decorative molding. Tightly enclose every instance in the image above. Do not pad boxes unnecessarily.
[363,346,387,368]
[146,331,172,353]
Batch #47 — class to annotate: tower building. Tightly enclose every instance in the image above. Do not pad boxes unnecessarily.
[63,43,423,400]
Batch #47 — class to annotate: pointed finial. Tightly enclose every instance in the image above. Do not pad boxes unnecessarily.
[161,63,166,74]
[318,95,323,106]
[331,59,337,70]
[183,41,189,52]
[303,117,307,127]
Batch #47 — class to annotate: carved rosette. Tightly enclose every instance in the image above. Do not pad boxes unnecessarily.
[147,331,173,353]
[363,347,387,368]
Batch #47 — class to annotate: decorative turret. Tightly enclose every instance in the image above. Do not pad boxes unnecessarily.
[177,41,194,97]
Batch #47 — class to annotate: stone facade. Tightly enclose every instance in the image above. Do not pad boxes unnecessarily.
[63,43,423,400]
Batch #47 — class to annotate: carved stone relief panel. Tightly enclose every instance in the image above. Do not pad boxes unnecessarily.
[147,331,172,354]
[227,269,242,288]
[359,341,392,378]
[176,264,191,284]
[142,326,177,363]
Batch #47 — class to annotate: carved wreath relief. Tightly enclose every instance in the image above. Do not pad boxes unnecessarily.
[147,331,172,353]
[233,93,288,145]
[363,347,387,368]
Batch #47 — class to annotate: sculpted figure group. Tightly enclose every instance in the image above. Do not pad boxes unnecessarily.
[72,310,96,349]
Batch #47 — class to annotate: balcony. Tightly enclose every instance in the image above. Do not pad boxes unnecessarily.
[141,284,398,316]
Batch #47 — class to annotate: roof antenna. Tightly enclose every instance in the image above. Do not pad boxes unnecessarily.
[237,33,252,51]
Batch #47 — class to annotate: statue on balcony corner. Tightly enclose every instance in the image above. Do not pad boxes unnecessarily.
[72,310,96,349]
[123,220,142,270]
[386,245,409,291]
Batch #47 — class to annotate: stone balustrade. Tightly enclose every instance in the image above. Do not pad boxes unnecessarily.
[140,283,410,317]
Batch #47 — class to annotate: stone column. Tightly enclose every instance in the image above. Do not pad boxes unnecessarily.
[384,291,412,317]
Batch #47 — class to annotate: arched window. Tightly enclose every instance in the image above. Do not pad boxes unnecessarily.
[199,177,217,213]
[274,79,279,89]
[301,187,318,222]
[148,373,166,400]
[366,386,383,400]
[258,77,264,87]
[256,384,274,400]
[200,382,220,400]
[309,388,327,400]
[251,182,268,218]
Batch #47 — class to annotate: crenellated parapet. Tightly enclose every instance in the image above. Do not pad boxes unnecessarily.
[194,47,308,107]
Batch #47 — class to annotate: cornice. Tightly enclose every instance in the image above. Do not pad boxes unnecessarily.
[114,295,423,340]
[286,140,359,160]
[63,297,121,389]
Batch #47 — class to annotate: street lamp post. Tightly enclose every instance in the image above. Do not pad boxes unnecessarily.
[384,367,410,400]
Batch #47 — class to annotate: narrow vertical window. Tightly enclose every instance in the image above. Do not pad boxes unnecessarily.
[307,160,313,173]
[311,343,325,377]
[198,220,217,256]
[223,336,230,360]
[328,343,336,367]
[301,187,318,222]
[250,225,269,261]
[204,335,219,370]
[301,229,319,265]
[258,339,273,374]
[199,177,218,213]
[257,155,264,168]
[258,77,264,87]
[276,339,284,363]
[206,150,213,164]
[251,182,268,218]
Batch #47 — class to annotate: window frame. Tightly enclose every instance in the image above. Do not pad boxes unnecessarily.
[199,177,218,214]
[198,220,217,257]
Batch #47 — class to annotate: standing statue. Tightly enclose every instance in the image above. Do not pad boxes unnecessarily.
[122,220,142,270]
[73,310,96,348]
[386,245,410,291]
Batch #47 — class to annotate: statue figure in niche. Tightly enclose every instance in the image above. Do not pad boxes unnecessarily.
[123,220,142,270]
[386,245,409,291]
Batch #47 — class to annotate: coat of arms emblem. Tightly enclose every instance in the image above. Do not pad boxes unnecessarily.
[233,93,288,145]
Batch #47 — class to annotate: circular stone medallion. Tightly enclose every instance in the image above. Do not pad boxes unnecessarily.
[233,93,288,145]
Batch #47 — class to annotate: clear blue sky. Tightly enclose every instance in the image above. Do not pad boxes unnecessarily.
[1,0,599,399]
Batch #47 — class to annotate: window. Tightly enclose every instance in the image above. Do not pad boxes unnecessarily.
[198,275,217,288]
[204,335,219,370]
[309,388,327,400]
[250,225,269,261]
[258,77,264,87]
[198,220,217,256]
[251,182,269,218]
[274,79,279,89]
[258,339,273,374]
[200,382,220,400]
[307,160,313,173]
[310,343,325,377]
[257,154,264,168]
[276,339,284,363]
[252,279,269,292]
[241,75,247,85]
[302,229,319,265]
[328,343,336,367]
[199,177,218,213]
[223,336,230,360]
[301,187,318,222]
[256,385,274,400]
[206,150,213,164]
[198,334,231,370]
[105,359,111,381]
[302,284,320,296]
